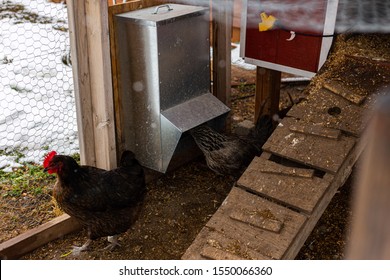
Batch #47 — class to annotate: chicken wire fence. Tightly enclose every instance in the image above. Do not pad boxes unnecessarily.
[1,0,389,172]
[0,0,77,172]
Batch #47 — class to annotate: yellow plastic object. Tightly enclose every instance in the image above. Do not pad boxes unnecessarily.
[258,12,277,32]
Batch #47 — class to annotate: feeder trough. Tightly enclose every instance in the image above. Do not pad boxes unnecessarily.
[115,4,230,173]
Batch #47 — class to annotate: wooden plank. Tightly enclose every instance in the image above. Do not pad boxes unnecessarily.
[67,0,117,169]
[66,0,96,165]
[254,159,315,178]
[85,0,117,169]
[289,123,341,140]
[287,87,366,136]
[206,187,307,259]
[182,225,272,260]
[323,80,366,105]
[263,117,356,174]
[283,140,362,259]
[255,67,281,121]
[346,98,390,259]
[0,214,81,260]
[201,245,244,260]
[185,138,362,260]
[238,157,331,214]
[199,230,271,260]
[229,209,284,233]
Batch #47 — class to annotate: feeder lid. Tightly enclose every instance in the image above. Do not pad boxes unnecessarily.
[116,4,208,27]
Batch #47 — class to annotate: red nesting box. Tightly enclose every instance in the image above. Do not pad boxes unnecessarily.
[240,0,339,77]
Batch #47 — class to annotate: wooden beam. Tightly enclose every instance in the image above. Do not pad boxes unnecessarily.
[67,0,96,165]
[0,215,81,260]
[346,97,390,259]
[67,0,117,169]
[108,1,143,155]
[211,0,232,108]
[255,67,281,122]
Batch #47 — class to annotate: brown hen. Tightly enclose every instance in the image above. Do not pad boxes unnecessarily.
[190,114,273,178]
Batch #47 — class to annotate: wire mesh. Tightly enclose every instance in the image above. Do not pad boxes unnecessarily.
[0,0,77,172]
[336,0,390,33]
[1,0,390,172]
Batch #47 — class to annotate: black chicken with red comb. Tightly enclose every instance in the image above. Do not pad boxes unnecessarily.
[43,150,146,255]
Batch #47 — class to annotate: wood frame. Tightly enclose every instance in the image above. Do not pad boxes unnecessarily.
[0,215,81,260]
[67,0,117,169]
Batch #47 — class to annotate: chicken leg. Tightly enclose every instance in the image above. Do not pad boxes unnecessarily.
[104,235,121,251]
[71,239,92,256]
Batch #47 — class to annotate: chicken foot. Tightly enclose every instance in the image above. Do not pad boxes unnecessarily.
[103,235,121,251]
[71,239,92,256]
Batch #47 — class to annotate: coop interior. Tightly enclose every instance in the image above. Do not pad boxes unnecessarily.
[1,0,390,260]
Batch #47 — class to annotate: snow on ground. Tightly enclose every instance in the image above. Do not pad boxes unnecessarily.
[231,43,256,71]
[0,0,77,171]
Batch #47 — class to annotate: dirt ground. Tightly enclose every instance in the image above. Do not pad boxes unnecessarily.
[3,33,390,260]
[0,62,355,260]
[18,77,344,260]
[18,165,354,261]
[13,71,347,260]
[1,67,322,260]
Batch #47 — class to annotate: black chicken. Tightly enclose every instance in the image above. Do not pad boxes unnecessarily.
[43,150,146,255]
[190,114,273,177]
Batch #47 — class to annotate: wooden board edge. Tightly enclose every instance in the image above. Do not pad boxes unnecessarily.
[282,142,363,259]
[181,227,210,260]
[0,214,82,260]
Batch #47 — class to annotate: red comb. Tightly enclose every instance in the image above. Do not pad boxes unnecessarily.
[43,151,57,168]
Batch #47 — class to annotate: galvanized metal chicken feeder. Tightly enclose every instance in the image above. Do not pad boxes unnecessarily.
[115,4,230,173]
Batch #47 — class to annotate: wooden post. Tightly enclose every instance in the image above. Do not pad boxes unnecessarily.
[346,96,390,259]
[255,67,281,122]
[67,0,117,169]
[108,1,143,155]
[211,0,232,108]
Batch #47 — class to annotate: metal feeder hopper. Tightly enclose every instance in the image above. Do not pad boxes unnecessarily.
[115,4,230,173]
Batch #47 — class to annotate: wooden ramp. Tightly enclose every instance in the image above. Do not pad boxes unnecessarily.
[182,124,359,260]
[182,34,390,260]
